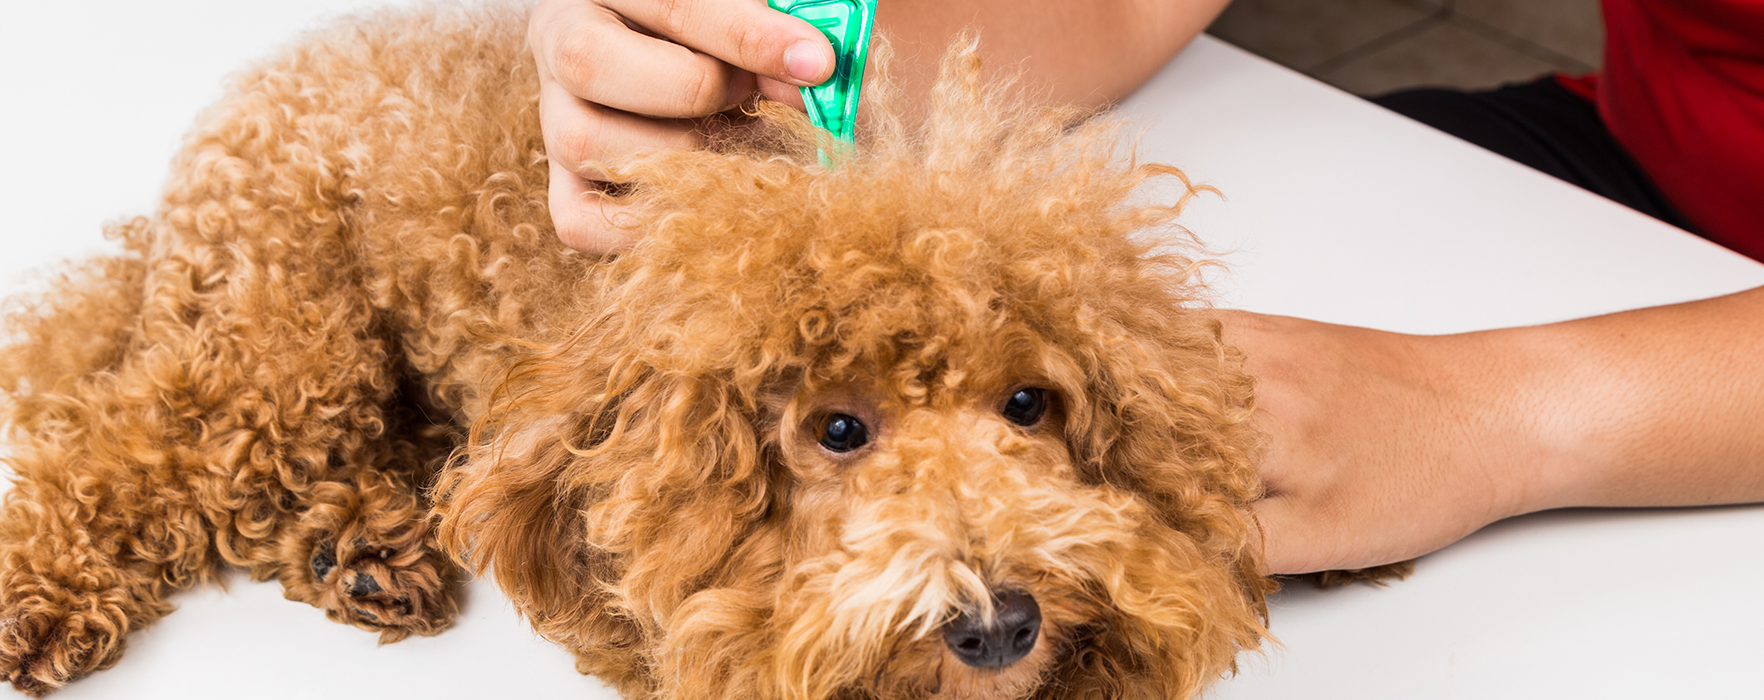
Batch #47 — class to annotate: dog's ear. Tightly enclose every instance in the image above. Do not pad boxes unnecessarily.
[1060,310,1268,597]
[563,362,781,619]
[1041,309,1273,692]
[434,410,647,657]
[436,325,782,648]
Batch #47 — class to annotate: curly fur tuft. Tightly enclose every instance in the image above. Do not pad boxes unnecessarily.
[1,3,1269,698]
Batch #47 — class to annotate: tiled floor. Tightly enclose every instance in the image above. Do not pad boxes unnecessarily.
[1207,0,1603,96]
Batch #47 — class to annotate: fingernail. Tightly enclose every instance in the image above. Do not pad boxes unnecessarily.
[783,40,829,87]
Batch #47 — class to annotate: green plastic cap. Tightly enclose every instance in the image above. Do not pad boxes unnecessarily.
[768,0,876,147]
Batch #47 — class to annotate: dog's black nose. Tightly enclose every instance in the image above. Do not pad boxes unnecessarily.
[942,591,1041,668]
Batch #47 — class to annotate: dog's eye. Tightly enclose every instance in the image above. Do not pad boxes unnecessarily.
[819,414,870,453]
[1002,388,1048,427]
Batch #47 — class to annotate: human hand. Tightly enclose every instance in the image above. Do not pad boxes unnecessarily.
[1216,311,1552,575]
[1220,285,1764,576]
[529,0,835,253]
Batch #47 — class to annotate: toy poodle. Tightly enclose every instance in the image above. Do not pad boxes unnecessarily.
[0,3,1280,698]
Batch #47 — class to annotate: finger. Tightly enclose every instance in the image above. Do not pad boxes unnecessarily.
[1250,496,1332,575]
[541,3,753,118]
[549,159,641,254]
[539,78,703,179]
[757,76,806,109]
[605,0,834,86]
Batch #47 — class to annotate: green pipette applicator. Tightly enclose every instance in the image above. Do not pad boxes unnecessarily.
[767,0,876,166]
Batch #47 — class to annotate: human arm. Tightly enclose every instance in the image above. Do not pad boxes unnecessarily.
[1223,284,1764,575]
[872,0,1232,113]
[529,0,1234,253]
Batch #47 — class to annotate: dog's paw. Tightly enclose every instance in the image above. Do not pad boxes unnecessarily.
[0,597,129,696]
[1300,560,1417,588]
[302,536,456,642]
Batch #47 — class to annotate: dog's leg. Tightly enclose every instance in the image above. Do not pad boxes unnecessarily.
[140,270,461,644]
[124,44,477,646]
[124,218,465,644]
[0,231,210,694]
[0,474,189,696]
[0,312,459,694]
[0,233,461,696]
[267,392,460,642]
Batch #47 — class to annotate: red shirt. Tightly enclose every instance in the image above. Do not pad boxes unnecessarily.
[1595,0,1764,262]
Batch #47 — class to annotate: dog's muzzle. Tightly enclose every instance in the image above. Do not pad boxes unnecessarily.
[941,590,1041,668]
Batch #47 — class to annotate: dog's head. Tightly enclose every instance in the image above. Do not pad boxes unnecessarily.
[438,45,1268,700]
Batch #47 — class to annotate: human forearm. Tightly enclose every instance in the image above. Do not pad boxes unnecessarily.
[875,0,1231,110]
[1513,285,1764,512]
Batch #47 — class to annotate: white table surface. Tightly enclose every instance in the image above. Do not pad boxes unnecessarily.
[4,2,1762,698]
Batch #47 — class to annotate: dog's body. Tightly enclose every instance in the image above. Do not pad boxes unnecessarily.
[0,4,1271,698]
